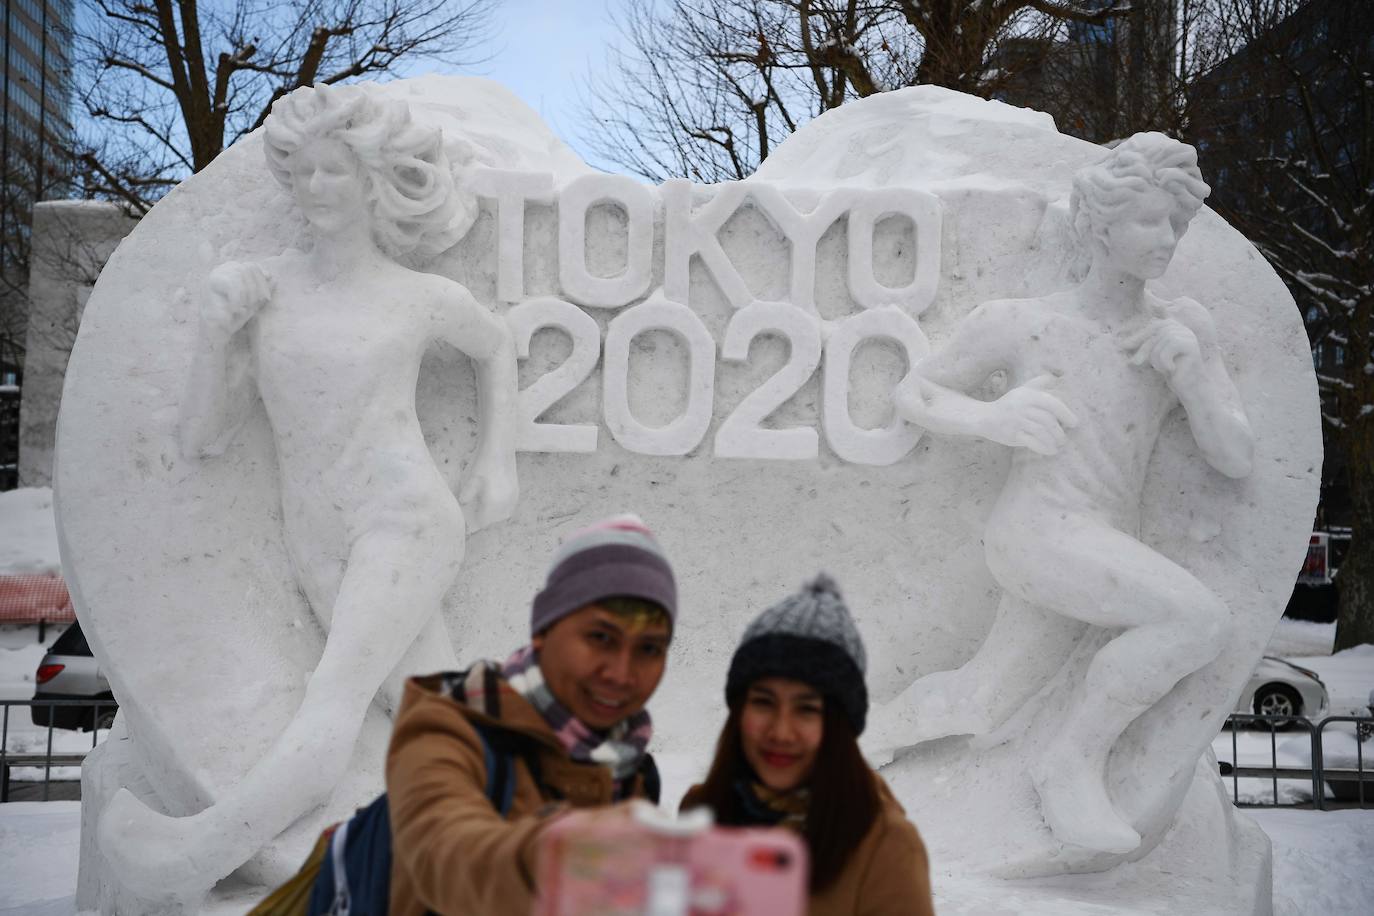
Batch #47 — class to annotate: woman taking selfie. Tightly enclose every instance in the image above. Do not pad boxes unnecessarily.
[681,575,935,916]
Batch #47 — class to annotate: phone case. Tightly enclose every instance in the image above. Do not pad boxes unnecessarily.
[533,806,807,916]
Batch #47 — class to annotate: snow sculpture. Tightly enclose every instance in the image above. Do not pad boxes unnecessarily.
[880,133,1253,854]
[97,83,519,897]
[55,78,1319,914]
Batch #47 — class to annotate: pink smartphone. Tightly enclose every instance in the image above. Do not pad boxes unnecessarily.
[534,804,807,916]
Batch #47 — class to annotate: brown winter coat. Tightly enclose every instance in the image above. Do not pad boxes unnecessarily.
[386,672,654,916]
[680,773,936,916]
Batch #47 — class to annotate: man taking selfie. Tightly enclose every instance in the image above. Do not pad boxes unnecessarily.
[387,514,677,915]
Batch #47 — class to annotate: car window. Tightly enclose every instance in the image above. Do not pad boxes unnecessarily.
[50,622,91,656]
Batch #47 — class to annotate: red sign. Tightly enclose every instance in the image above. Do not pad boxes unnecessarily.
[1299,534,1330,585]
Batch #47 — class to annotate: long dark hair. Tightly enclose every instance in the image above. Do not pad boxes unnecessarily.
[687,699,881,893]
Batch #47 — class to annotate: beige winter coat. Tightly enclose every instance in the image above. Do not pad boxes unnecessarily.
[386,673,653,916]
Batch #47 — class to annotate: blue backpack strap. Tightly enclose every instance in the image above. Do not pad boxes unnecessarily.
[473,722,520,816]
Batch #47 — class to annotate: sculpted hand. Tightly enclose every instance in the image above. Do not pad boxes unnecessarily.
[1122,317,1202,379]
[204,261,272,334]
[981,374,1079,456]
[459,452,519,532]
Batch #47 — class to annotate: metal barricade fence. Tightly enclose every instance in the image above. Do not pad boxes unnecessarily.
[1315,715,1372,808]
[0,698,116,802]
[2,703,1369,808]
[1221,712,1374,810]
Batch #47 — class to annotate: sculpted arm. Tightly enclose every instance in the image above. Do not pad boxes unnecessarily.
[177,262,271,459]
[439,281,520,529]
[895,302,1079,455]
[1127,299,1253,478]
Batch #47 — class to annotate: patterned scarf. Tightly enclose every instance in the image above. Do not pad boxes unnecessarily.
[499,645,653,792]
[733,779,810,833]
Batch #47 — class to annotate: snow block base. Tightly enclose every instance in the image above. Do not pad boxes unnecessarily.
[920,754,1272,915]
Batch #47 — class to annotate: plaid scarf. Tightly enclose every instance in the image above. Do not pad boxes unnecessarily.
[733,779,810,834]
[495,645,653,792]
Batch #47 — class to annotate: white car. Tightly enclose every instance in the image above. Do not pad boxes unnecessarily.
[1236,656,1329,721]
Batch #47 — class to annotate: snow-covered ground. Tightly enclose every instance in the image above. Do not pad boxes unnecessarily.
[1252,808,1374,916]
[0,487,61,577]
[0,803,80,916]
[1,802,1370,915]
[2,563,1370,913]
[1263,617,1337,659]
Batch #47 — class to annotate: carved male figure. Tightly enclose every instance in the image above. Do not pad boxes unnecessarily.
[101,83,520,893]
[885,133,1253,853]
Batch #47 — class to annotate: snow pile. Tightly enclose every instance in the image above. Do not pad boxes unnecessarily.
[0,488,60,576]
[0,802,80,915]
[1294,643,1374,714]
[1264,618,1335,657]
[1251,809,1374,916]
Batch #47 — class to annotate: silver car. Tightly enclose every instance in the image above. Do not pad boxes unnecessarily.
[31,622,117,731]
[1237,655,1329,720]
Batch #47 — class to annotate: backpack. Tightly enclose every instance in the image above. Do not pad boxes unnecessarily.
[309,722,524,916]
[249,722,525,916]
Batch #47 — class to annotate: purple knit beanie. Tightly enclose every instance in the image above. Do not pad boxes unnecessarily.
[530,514,677,636]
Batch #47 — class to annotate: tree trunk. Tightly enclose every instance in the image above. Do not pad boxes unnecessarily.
[1334,450,1374,651]
[1334,292,1374,652]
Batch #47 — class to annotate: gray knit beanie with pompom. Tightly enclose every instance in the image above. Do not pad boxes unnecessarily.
[725,573,869,734]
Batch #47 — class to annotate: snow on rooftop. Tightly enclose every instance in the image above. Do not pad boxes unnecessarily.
[0,487,61,577]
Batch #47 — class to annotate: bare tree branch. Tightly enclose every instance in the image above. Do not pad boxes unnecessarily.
[71,0,498,209]
[582,0,1130,180]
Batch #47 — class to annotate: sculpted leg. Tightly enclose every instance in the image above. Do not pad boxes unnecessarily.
[99,506,467,896]
[1003,521,1231,852]
[867,592,1084,758]
[379,611,461,717]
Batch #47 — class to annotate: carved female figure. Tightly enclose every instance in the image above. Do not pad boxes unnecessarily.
[881,133,1254,854]
[101,83,519,893]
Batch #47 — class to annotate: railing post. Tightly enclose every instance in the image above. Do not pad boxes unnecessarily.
[42,708,56,802]
[1268,719,1280,806]
[1231,719,1239,804]
[1358,728,1366,807]
[1311,717,1325,811]
[1312,717,1327,811]
[0,703,8,804]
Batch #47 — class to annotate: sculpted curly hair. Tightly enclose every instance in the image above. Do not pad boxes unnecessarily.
[1068,132,1210,277]
[263,83,476,258]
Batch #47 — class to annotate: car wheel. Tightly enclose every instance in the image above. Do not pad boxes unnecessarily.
[95,709,117,731]
[1253,683,1302,724]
